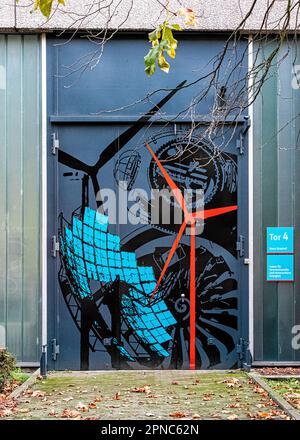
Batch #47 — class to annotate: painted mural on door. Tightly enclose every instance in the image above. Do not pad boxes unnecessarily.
[47,35,250,370]
[55,83,240,370]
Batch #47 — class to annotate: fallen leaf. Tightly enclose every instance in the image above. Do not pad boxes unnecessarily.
[62,397,74,402]
[1,409,13,417]
[61,409,81,419]
[76,402,88,412]
[227,414,239,420]
[131,386,151,394]
[223,378,243,389]
[24,389,33,396]
[227,403,242,408]
[169,411,186,418]
[32,390,46,398]
[211,413,222,419]
[17,408,29,413]
[192,413,201,419]
[256,411,272,419]
[253,385,267,396]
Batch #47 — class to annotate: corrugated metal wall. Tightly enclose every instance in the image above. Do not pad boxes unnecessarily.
[0,35,41,363]
[1,33,299,366]
[253,39,300,362]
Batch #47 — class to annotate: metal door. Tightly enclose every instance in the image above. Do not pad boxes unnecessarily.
[47,36,249,370]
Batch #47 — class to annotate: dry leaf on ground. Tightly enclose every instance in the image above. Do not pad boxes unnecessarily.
[76,402,88,412]
[227,414,239,420]
[61,409,81,419]
[131,386,151,394]
[169,411,186,418]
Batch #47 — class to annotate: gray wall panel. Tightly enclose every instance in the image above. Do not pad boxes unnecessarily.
[254,39,300,362]
[6,36,23,359]
[0,35,41,362]
[253,66,263,360]
[0,35,7,348]
[261,49,278,361]
[22,36,41,362]
[277,47,295,361]
[294,47,300,362]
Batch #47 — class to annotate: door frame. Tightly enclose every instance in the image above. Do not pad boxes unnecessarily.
[45,34,250,371]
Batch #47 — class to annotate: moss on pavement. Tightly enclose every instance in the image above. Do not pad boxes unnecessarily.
[266,378,300,411]
[5,370,290,420]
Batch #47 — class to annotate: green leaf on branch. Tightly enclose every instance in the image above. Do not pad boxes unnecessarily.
[33,0,65,18]
[144,6,196,76]
[144,45,160,76]
[176,7,197,27]
[171,24,182,31]
[148,28,161,44]
[158,52,170,73]
[144,21,181,76]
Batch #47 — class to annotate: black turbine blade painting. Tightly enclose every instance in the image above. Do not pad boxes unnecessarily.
[58,80,187,181]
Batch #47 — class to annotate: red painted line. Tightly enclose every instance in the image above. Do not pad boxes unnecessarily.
[146,142,239,369]
[193,205,238,219]
[146,142,188,217]
[190,222,196,370]
[149,220,187,304]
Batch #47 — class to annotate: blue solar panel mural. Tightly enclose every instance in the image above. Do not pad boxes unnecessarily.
[59,207,176,362]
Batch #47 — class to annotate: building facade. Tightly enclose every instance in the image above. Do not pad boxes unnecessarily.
[0,1,299,369]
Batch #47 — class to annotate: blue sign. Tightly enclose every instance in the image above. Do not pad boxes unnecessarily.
[267,227,294,254]
[267,254,294,282]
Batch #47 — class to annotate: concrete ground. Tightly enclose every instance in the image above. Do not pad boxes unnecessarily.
[2,370,291,420]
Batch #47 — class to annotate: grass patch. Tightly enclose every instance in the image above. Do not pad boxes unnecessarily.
[10,369,30,384]
[266,378,300,411]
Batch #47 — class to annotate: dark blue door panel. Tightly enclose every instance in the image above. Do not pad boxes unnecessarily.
[47,36,249,370]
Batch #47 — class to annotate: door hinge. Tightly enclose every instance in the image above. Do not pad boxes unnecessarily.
[236,338,252,371]
[51,235,60,257]
[52,133,60,155]
[236,116,251,154]
[236,235,245,257]
[51,339,60,361]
